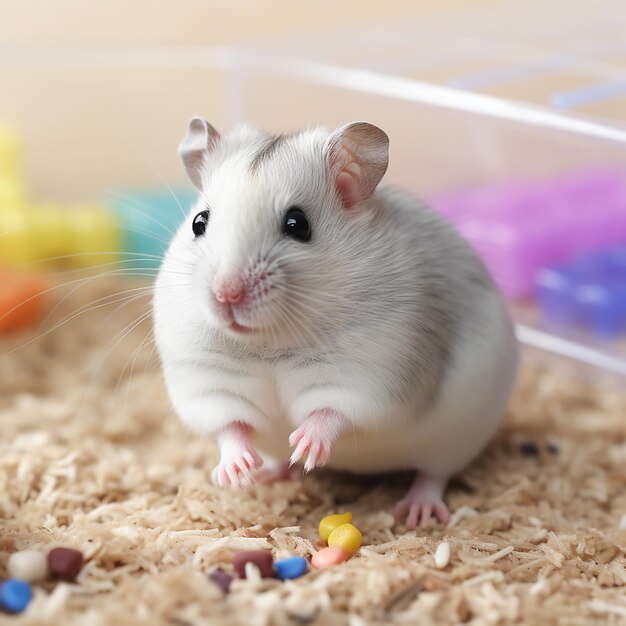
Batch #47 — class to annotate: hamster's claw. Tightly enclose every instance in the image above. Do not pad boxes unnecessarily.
[212,448,263,489]
[393,499,450,529]
[288,408,347,473]
[289,434,330,473]
[393,473,450,528]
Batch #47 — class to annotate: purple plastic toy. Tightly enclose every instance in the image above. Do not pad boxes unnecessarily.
[536,247,626,338]
[431,168,626,298]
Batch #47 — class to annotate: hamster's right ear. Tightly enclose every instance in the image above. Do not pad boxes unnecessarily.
[178,116,221,190]
[326,122,389,209]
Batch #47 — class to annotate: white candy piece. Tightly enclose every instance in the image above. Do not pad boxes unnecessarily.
[8,550,48,582]
[434,541,451,569]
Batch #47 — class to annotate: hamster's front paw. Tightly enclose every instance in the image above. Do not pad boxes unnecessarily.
[288,409,347,473]
[212,447,263,488]
[212,422,263,488]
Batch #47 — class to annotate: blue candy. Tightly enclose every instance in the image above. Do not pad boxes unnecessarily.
[273,556,308,580]
[0,579,33,614]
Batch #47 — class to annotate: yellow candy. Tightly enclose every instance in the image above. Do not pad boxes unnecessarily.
[327,523,362,554]
[319,512,352,542]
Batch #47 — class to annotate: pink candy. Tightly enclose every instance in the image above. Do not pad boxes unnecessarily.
[311,546,348,569]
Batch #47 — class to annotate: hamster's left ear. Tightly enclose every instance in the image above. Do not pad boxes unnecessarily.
[178,116,221,190]
[326,122,389,209]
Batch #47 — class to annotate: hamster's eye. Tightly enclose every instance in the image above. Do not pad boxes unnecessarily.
[282,207,311,242]
[192,210,209,237]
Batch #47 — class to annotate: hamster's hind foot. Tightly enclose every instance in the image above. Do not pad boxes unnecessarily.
[212,422,263,488]
[393,472,450,529]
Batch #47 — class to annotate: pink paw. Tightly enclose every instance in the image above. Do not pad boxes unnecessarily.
[393,498,450,529]
[288,419,334,473]
[288,409,347,473]
[212,446,263,489]
[393,473,450,529]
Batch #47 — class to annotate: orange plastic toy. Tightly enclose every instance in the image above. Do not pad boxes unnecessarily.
[0,267,48,333]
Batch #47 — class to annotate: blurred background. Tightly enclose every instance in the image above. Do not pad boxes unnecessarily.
[2,0,626,373]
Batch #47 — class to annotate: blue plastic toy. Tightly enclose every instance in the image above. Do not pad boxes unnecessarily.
[272,556,308,580]
[107,188,196,270]
[536,246,626,338]
[0,579,33,613]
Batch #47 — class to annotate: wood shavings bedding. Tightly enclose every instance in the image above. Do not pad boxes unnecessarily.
[1,276,626,625]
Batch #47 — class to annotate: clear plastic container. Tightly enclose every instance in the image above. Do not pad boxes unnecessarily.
[3,1,626,382]
[224,0,626,380]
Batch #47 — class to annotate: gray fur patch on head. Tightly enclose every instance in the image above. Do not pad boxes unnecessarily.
[249,134,287,173]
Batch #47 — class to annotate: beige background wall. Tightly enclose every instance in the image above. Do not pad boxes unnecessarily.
[1,0,491,201]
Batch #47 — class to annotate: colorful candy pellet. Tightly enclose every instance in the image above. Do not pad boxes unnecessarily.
[208,569,234,593]
[435,541,451,569]
[311,546,348,570]
[273,556,308,580]
[327,523,362,554]
[319,512,352,542]
[233,550,274,579]
[0,580,32,614]
[8,551,47,582]
[47,547,84,582]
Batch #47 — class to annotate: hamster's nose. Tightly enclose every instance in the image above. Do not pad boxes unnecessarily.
[213,276,246,304]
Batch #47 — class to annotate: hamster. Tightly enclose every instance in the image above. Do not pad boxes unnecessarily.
[153,117,519,528]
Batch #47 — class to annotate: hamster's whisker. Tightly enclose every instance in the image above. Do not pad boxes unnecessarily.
[101,192,180,240]
[3,287,155,358]
[275,296,318,348]
[120,330,158,410]
[141,333,161,378]
[116,137,194,221]
[15,252,168,272]
[78,309,154,411]
[39,274,157,332]
[0,268,155,333]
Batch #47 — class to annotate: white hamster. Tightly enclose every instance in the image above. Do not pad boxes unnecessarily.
[153,117,519,528]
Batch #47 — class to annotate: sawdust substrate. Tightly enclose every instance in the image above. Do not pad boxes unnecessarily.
[2,276,626,626]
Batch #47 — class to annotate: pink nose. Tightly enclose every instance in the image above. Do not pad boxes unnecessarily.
[214,277,246,304]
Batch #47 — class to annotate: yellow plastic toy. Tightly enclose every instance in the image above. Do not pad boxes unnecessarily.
[0,125,27,207]
[0,203,121,268]
[0,125,122,269]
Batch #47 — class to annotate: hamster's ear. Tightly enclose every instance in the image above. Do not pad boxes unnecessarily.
[326,122,389,209]
[178,116,221,190]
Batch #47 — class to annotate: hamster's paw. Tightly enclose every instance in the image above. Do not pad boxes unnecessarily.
[212,423,263,488]
[212,447,263,488]
[288,409,346,473]
[393,473,450,529]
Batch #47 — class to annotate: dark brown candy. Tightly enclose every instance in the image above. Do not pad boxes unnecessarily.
[233,550,274,579]
[208,568,234,593]
[47,547,84,582]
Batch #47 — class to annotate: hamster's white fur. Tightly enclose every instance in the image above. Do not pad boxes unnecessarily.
[153,120,519,527]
